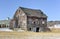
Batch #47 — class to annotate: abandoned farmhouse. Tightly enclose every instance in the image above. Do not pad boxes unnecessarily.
[10,7,48,32]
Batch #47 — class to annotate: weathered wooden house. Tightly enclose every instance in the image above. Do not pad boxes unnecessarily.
[10,7,48,32]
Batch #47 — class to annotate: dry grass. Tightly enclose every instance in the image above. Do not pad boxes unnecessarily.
[0,31,60,35]
[0,31,60,39]
[50,28,60,32]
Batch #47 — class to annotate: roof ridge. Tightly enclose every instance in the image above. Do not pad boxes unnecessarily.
[19,7,41,11]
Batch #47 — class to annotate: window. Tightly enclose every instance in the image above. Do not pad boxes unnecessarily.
[35,19,39,24]
[35,21,39,25]
[41,18,45,24]
[28,18,39,25]
[42,21,45,24]
[32,19,39,25]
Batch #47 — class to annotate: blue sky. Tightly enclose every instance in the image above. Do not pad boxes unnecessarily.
[0,0,60,21]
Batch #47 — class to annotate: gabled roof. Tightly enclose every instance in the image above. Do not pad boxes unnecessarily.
[20,7,47,18]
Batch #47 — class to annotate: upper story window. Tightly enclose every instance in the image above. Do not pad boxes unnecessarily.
[42,21,45,24]
[40,18,45,24]
[30,19,39,25]
[34,19,39,25]
[28,18,39,25]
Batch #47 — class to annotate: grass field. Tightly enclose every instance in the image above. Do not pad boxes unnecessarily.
[0,31,60,39]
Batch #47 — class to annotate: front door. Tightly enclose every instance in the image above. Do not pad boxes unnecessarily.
[36,27,39,32]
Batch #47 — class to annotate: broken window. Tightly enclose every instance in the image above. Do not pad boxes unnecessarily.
[42,21,45,24]
[32,19,39,25]
[35,19,39,25]
[41,18,45,24]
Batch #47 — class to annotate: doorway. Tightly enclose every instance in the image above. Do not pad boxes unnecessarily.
[36,27,39,32]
